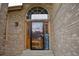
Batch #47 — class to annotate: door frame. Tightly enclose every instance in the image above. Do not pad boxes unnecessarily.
[25,20,49,50]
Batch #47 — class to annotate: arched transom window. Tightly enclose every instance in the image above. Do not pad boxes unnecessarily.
[27,7,48,20]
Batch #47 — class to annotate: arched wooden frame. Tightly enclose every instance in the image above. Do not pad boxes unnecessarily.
[27,7,48,19]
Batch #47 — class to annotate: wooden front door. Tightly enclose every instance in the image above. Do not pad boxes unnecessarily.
[26,21,49,50]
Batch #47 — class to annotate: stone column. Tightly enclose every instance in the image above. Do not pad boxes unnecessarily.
[0,3,8,55]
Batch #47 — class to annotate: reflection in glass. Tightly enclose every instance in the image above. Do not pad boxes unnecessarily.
[31,22,44,49]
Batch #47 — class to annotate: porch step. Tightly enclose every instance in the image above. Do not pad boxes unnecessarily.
[20,50,54,56]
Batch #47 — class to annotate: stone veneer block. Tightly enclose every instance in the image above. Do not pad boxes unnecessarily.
[0,3,8,55]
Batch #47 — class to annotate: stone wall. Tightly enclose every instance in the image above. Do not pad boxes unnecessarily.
[53,3,79,56]
[6,8,25,55]
[0,3,8,55]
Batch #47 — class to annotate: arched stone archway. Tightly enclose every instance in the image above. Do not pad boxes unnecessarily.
[25,6,50,50]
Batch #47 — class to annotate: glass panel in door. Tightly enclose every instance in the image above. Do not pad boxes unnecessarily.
[31,22,44,50]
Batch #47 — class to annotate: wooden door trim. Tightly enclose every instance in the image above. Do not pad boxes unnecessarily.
[25,21,30,49]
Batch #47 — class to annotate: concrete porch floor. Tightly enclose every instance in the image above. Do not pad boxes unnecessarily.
[20,50,54,56]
